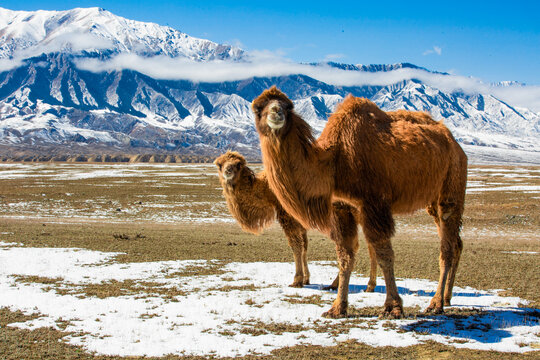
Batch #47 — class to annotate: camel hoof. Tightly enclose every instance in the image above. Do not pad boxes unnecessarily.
[424,305,444,315]
[303,280,310,286]
[380,304,403,319]
[365,285,375,293]
[322,285,338,291]
[288,282,303,288]
[322,308,347,319]
[444,299,451,306]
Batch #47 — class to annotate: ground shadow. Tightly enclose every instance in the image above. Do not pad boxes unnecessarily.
[403,307,540,344]
[305,283,492,298]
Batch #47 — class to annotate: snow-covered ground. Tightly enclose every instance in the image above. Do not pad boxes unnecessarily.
[0,241,538,357]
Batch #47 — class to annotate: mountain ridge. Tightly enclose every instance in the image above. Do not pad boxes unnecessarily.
[0,7,538,164]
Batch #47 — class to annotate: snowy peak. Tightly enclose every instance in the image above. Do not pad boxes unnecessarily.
[0,7,243,60]
[0,6,538,163]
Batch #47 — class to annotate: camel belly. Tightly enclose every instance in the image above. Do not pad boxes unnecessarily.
[333,156,449,215]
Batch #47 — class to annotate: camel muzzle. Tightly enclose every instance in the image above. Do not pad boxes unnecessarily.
[267,111,285,130]
[223,169,235,180]
[265,101,285,130]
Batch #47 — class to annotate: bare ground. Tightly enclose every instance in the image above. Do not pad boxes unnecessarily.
[0,163,538,359]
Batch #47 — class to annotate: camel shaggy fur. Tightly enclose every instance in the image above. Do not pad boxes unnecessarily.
[252,86,467,318]
[214,151,377,290]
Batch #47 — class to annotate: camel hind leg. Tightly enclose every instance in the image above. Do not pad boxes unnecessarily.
[425,202,460,313]
[426,196,465,313]
[426,156,467,313]
[444,229,463,305]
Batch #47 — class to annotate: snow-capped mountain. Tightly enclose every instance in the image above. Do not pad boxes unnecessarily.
[0,7,242,60]
[0,7,538,163]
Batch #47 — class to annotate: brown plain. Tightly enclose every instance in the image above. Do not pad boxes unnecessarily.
[252,86,467,318]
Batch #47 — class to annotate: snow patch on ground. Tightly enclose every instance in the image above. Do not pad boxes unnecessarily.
[0,243,538,357]
[467,185,540,194]
[501,251,538,255]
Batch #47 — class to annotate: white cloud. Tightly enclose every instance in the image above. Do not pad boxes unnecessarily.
[73,53,540,112]
[16,32,112,59]
[0,58,23,72]
[1,43,539,112]
[490,85,540,113]
[423,46,442,56]
[0,32,113,72]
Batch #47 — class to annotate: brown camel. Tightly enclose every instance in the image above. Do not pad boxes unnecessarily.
[252,86,467,318]
[214,150,378,291]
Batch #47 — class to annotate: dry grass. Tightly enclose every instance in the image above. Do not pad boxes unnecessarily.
[0,163,539,359]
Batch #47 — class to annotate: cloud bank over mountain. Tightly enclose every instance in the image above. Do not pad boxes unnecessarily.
[0,6,538,163]
[76,53,540,111]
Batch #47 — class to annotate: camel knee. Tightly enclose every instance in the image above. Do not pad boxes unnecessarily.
[440,235,462,262]
[372,247,394,272]
[335,241,356,271]
[438,200,463,223]
[426,204,438,217]
[439,247,456,265]
[286,233,304,249]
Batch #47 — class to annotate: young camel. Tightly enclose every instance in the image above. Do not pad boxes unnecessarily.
[214,150,377,291]
[252,86,467,318]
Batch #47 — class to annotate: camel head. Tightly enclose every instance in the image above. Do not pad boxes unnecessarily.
[252,86,294,136]
[214,151,248,188]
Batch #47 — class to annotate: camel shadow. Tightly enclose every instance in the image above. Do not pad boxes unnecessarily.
[403,307,540,344]
[305,283,492,298]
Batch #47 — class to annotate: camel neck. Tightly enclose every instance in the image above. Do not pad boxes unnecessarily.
[260,123,334,232]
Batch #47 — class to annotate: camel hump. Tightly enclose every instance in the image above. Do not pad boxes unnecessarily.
[334,95,390,123]
[339,95,376,109]
[388,110,439,125]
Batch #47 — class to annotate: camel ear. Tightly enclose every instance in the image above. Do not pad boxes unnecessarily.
[213,157,223,168]
[251,101,262,116]
[238,155,246,166]
[284,98,294,111]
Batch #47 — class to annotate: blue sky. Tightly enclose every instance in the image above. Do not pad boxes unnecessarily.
[2,0,539,85]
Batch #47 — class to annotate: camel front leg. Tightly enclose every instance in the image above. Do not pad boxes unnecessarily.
[322,208,359,318]
[366,242,377,292]
[301,232,310,285]
[322,242,356,318]
[369,236,402,318]
[286,231,307,288]
[276,207,310,288]
[360,202,401,318]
